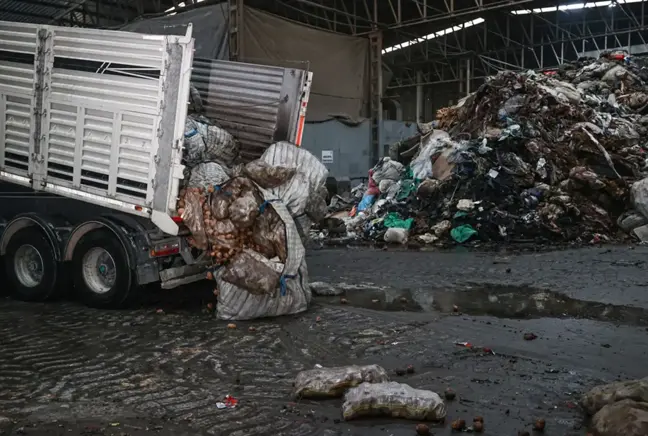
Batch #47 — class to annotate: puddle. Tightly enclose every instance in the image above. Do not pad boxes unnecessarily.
[315,283,648,327]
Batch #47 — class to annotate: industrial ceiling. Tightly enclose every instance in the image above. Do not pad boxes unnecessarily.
[1,0,646,89]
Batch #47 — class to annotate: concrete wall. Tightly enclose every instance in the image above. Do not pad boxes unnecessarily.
[301,119,416,181]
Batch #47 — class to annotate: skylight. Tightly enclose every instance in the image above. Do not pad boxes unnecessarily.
[382,18,485,54]
[511,0,643,15]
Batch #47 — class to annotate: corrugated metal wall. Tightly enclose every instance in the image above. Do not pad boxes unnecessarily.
[191,58,306,161]
[300,119,417,181]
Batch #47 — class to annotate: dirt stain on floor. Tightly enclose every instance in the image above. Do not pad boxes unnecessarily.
[315,283,648,327]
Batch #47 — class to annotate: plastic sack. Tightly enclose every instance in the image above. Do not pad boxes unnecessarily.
[384,228,409,244]
[250,208,288,262]
[210,191,231,220]
[180,189,208,250]
[252,211,277,258]
[372,157,404,184]
[379,179,396,193]
[205,219,239,257]
[184,116,239,167]
[188,84,204,114]
[269,214,288,262]
[216,191,311,320]
[305,192,328,222]
[188,162,230,190]
[228,190,260,228]
[631,178,648,220]
[451,224,477,243]
[243,160,296,189]
[293,365,390,399]
[221,249,282,295]
[357,194,376,212]
[411,130,451,180]
[342,382,447,421]
[260,142,328,242]
[384,212,413,230]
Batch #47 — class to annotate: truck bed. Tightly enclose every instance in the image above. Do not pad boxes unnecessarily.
[0,21,312,236]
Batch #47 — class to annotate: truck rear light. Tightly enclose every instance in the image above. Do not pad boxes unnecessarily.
[151,241,181,257]
[171,215,183,223]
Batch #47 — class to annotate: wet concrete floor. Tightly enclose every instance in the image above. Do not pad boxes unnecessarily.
[318,283,648,327]
[0,245,647,435]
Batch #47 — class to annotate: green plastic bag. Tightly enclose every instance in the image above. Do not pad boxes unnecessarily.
[384,212,414,230]
[451,224,477,243]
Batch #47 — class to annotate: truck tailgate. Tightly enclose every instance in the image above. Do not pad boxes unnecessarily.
[191,58,312,161]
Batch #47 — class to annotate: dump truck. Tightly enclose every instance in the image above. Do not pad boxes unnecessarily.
[0,21,312,308]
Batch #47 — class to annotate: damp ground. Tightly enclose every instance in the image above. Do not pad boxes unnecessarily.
[1,245,647,436]
[316,283,648,327]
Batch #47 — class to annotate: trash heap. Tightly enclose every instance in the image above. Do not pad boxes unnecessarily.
[178,88,328,319]
[320,52,648,246]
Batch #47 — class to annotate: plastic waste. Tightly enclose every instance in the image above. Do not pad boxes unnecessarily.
[384,228,409,244]
[179,188,208,250]
[450,224,477,243]
[371,157,404,184]
[243,161,296,189]
[216,198,310,320]
[342,382,447,421]
[617,211,648,233]
[221,249,282,295]
[410,130,451,180]
[188,162,230,190]
[184,116,239,167]
[260,142,329,242]
[384,212,413,230]
[631,178,648,220]
[357,194,376,212]
[293,365,390,399]
[228,190,260,228]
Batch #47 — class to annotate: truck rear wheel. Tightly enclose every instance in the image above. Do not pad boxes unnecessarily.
[72,229,133,309]
[5,227,60,302]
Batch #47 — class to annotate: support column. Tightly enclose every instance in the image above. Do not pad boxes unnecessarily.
[416,70,423,123]
[369,30,383,164]
[229,0,243,61]
[466,58,471,96]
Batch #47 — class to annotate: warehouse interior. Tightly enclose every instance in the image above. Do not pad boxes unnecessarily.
[2,0,647,178]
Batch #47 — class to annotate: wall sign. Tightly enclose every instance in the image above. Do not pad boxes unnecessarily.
[321,150,334,164]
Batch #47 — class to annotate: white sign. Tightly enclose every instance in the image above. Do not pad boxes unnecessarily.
[321,150,334,164]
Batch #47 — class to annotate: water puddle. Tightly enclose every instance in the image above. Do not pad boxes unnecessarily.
[315,283,648,327]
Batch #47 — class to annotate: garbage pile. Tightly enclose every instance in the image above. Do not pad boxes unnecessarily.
[178,88,328,320]
[319,52,648,246]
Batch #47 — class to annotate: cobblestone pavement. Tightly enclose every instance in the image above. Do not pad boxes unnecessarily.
[1,245,647,436]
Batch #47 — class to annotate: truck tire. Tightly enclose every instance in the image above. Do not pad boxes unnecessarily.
[72,229,133,309]
[5,227,60,301]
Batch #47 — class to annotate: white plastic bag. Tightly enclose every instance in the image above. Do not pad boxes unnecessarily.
[631,178,648,220]
[187,162,230,190]
[184,116,239,167]
[342,382,447,421]
[260,142,328,241]
[410,130,451,180]
[216,191,311,320]
[372,157,404,184]
[293,365,390,399]
[384,228,409,244]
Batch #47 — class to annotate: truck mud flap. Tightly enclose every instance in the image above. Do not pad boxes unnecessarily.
[159,262,210,290]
